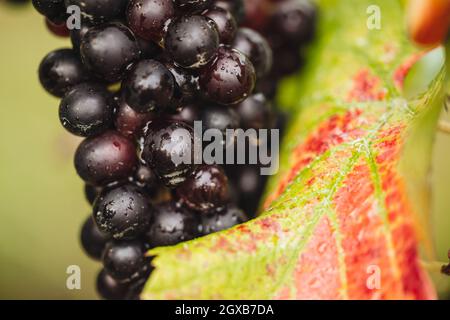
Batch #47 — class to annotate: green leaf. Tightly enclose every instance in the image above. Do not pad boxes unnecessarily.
[142,0,445,299]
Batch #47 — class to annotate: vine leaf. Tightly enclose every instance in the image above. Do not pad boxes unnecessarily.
[142,0,445,299]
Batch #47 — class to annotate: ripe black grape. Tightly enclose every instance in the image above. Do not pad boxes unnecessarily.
[200,104,240,135]
[177,165,230,213]
[165,15,219,69]
[93,184,153,240]
[235,93,272,130]
[213,0,244,24]
[80,216,110,260]
[38,48,89,97]
[142,120,198,188]
[201,204,248,235]
[145,201,199,247]
[32,0,66,23]
[84,184,101,205]
[59,83,114,137]
[199,46,256,105]
[126,0,175,45]
[232,28,273,78]
[203,6,237,44]
[122,59,175,113]
[74,130,138,185]
[96,269,129,300]
[164,61,200,108]
[269,0,317,45]
[102,240,149,282]
[80,22,140,82]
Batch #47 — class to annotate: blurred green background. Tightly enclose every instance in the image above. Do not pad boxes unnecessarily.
[0,3,448,299]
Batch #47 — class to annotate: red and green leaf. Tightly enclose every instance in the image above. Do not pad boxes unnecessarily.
[142,0,446,299]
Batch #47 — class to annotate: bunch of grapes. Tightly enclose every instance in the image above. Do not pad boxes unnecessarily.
[32,0,316,300]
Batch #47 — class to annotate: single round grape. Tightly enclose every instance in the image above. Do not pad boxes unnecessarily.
[142,120,198,188]
[80,216,110,260]
[269,0,317,45]
[96,269,129,300]
[165,15,219,69]
[102,240,149,282]
[126,0,175,44]
[115,96,154,139]
[80,22,140,82]
[174,0,212,13]
[93,184,153,240]
[228,165,267,217]
[64,0,128,24]
[232,28,273,78]
[235,93,272,130]
[200,104,240,135]
[145,201,199,247]
[32,0,66,22]
[213,0,244,24]
[38,48,89,97]
[177,165,230,213]
[201,204,248,235]
[203,6,237,44]
[199,46,256,105]
[74,131,138,185]
[122,59,175,113]
[59,83,114,137]
[45,18,70,37]
[84,184,101,205]
[164,61,200,108]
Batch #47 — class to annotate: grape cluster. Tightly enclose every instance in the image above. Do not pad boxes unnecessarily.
[32,0,316,300]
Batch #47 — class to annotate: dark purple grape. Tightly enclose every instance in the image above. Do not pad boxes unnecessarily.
[145,201,199,247]
[201,204,248,235]
[199,46,256,105]
[80,22,140,82]
[269,0,317,46]
[201,104,240,135]
[126,0,175,45]
[45,18,70,37]
[115,97,154,139]
[59,83,114,137]
[122,59,175,113]
[64,0,128,24]
[235,93,272,130]
[96,269,129,300]
[177,165,229,213]
[74,131,138,186]
[175,0,212,13]
[213,0,244,24]
[32,0,65,22]
[80,216,110,260]
[84,184,101,205]
[168,104,200,125]
[164,61,200,107]
[102,240,149,282]
[38,48,89,97]
[165,15,219,69]
[232,28,273,78]
[228,165,267,217]
[93,184,153,240]
[203,6,237,44]
[142,120,198,188]
[124,276,150,300]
